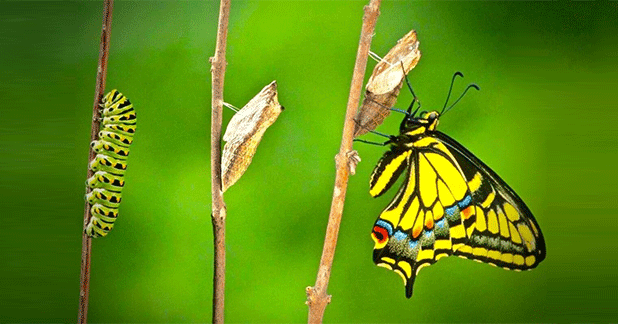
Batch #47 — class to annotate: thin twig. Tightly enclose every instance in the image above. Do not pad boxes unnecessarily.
[306,0,382,322]
[209,0,230,322]
[78,0,114,323]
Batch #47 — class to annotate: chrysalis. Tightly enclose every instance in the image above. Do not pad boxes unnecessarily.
[354,30,421,137]
[221,81,284,192]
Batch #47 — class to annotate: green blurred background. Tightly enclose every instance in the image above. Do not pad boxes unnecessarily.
[2,1,617,322]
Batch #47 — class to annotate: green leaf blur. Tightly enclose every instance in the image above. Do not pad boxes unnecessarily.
[1,1,617,322]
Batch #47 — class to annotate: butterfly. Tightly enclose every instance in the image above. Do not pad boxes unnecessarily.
[363,73,546,298]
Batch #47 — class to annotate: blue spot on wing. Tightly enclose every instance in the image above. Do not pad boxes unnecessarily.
[375,219,394,236]
[436,218,446,229]
[408,240,418,250]
[393,231,407,241]
[458,194,472,208]
[445,205,458,217]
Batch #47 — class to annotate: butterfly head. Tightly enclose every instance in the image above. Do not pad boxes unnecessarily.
[399,110,441,137]
[397,72,479,138]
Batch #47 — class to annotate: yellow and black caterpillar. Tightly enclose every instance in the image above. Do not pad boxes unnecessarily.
[85,90,136,238]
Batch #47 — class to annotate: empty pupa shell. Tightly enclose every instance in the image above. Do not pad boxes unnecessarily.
[354,30,421,137]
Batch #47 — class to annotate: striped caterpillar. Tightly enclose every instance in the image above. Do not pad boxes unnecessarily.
[85,90,136,237]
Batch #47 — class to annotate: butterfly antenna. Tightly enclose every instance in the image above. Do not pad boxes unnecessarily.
[443,83,480,114]
[441,72,464,114]
[390,108,411,116]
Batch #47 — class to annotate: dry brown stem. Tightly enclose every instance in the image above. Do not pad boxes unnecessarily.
[306,0,382,322]
[78,1,114,323]
[209,0,230,322]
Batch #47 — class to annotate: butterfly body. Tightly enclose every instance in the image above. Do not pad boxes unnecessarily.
[370,109,546,298]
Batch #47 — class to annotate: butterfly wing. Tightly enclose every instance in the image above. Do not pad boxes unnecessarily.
[433,132,546,268]
[370,133,546,298]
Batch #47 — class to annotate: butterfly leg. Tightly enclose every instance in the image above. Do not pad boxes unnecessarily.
[353,138,388,146]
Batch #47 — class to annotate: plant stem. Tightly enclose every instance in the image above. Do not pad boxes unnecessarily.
[306,0,382,322]
[209,0,230,322]
[78,0,114,323]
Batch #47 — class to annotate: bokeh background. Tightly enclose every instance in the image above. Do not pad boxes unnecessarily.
[2,1,618,322]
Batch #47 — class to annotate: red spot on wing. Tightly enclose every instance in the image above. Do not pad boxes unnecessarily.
[425,216,434,230]
[372,226,388,244]
[412,226,422,239]
[462,206,474,220]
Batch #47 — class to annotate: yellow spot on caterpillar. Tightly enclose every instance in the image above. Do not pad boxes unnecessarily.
[481,191,495,208]
[450,224,466,239]
[525,255,536,266]
[513,255,525,266]
[468,172,482,192]
[504,203,520,222]
[399,197,419,230]
[370,151,411,197]
[476,206,487,232]
[498,210,510,238]
[397,261,412,278]
[487,209,499,234]
[509,223,522,244]
[417,249,434,261]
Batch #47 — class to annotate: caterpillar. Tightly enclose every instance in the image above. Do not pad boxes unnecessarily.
[85,90,135,238]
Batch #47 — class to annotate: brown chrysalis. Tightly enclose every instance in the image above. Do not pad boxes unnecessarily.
[221,81,283,192]
[354,30,421,137]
